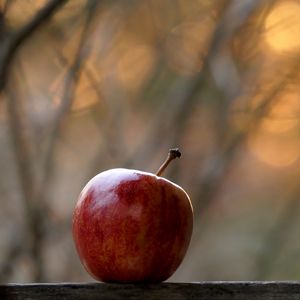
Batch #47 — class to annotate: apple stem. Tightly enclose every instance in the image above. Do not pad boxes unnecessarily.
[156,148,181,176]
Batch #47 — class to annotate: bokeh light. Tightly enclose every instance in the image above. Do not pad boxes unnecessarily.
[264,1,300,53]
[116,43,157,93]
[260,91,300,133]
[2,0,300,284]
[247,130,299,168]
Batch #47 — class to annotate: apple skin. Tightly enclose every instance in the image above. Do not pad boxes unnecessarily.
[72,168,193,283]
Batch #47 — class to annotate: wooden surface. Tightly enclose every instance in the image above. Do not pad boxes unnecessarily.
[1,281,300,300]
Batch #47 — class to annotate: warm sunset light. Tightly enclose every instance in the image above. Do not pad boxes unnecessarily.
[4,0,300,285]
[247,131,299,168]
[260,91,300,133]
[264,1,300,53]
[72,71,99,112]
[117,44,157,92]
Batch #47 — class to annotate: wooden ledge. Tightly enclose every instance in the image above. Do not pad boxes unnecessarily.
[1,281,300,299]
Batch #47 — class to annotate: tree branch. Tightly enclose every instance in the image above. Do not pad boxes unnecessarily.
[0,0,68,91]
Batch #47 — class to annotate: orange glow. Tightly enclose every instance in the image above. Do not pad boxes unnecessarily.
[244,90,300,168]
[6,0,85,26]
[260,91,300,133]
[117,44,157,92]
[264,1,300,53]
[247,131,299,168]
[6,1,47,26]
[50,66,100,113]
[72,70,100,112]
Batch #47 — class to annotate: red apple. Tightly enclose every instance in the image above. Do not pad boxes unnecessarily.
[72,149,193,283]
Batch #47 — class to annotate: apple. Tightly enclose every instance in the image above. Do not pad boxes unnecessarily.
[72,149,193,283]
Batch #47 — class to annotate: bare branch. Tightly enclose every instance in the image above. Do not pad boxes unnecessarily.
[42,0,101,186]
[0,0,68,91]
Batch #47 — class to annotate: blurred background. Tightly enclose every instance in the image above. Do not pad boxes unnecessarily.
[0,0,300,283]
